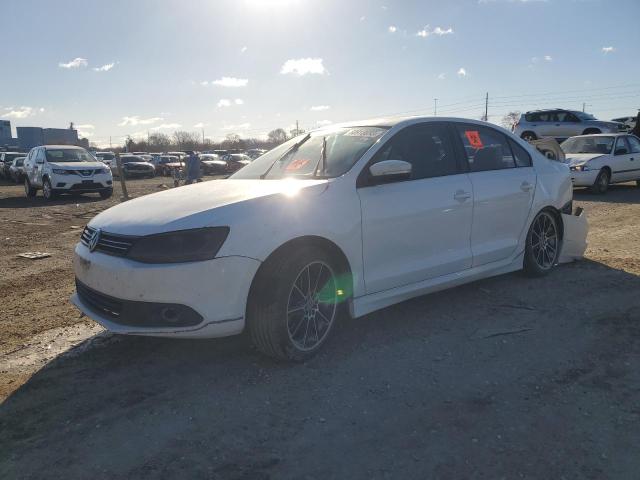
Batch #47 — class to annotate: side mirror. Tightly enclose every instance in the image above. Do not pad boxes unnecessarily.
[369,160,412,183]
[615,148,628,156]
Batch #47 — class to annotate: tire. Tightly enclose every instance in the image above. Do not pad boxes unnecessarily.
[524,210,560,277]
[24,178,37,197]
[590,169,610,194]
[99,188,113,199]
[42,178,57,201]
[247,246,346,361]
[521,131,537,142]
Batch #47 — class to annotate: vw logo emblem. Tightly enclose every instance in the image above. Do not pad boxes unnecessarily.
[88,228,101,252]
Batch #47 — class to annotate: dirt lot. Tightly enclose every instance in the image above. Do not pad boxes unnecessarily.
[1,176,639,479]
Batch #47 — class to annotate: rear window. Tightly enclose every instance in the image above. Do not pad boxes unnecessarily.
[509,139,532,167]
[98,153,115,160]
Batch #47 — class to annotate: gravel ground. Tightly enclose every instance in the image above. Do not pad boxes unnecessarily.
[1,176,639,479]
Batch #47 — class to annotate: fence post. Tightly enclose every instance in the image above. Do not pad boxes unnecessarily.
[115,153,129,201]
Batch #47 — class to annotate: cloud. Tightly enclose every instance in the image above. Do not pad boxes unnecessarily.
[317,120,333,127]
[360,16,366,21]
[311,105,330,111]
[93,63,115,72]
[433,26,454,35]
[200,81,209,86]
[602,46,615,54]
[388,25,397,33]
[212,77,249,87]
[240,46,247,53]
[118,116,163,127]
[76,124,95,129]
[457,67,467,77]
[193,122,208,128]
[280,58,326,76]
[437,73,446,80]
[223,123,251,130]
[78,130,93,138]
[151,123,182,131]
[544,55,552,61]
[417,28,429,37]
[59,57,88,69]
[217,99,231,108]
[4,106,35,119]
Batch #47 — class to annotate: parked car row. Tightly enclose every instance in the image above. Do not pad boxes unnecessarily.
[514,109,625,142]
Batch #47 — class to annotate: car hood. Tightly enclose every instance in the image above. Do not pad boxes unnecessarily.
[564,153,606,166]
[49,161,105,169]
[89,179,329,236]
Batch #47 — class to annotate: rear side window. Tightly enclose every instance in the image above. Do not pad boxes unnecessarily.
[508,139,532,167]
[371,123,457,180]
[455,125,516,172]
[627,136,640,153]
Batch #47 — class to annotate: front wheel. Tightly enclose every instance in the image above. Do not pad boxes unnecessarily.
[99,188,113,199]
[42,178,57,201]
[524,210,560,277]
[24,178,37,197]
[590,169,610,194]
[247,246,344,361]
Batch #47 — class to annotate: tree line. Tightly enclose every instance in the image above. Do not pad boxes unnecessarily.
[93,127,299,153]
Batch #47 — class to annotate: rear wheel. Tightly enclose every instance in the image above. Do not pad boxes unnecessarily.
[524,210,560,277]
[590,169,610,194]
[24,178,37,197]
[247,246,343,361]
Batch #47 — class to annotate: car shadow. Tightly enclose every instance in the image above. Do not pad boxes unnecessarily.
[0,194,105,209]
[1,259,640,478]
[573,182,640,204]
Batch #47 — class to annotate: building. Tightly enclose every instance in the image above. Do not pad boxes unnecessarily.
[0,120,11,143]
[15,125,81,150]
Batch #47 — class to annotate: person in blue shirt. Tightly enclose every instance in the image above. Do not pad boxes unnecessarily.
[184,151,202,185]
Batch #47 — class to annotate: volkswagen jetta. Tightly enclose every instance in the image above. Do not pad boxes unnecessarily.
[72,117,575,360]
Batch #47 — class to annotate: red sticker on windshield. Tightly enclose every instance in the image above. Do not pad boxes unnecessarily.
[285,159,310,171]
[465,130,484,149]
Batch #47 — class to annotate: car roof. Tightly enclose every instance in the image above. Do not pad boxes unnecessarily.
[43,145,86,150]
[311,115,512,131]
[570,133,629,138]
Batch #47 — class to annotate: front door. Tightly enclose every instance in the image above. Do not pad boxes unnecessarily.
[357,122,473,294]
[453,124,536,266]
[625,135,640,181]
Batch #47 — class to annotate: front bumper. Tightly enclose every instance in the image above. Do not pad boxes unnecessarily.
[71,242,261,338]
[570,169,598,187]
[53,173,113,192]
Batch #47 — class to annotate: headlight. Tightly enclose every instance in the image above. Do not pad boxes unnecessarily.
[100,168,110,174]
[52,169,72,175]
[127,227,230,263]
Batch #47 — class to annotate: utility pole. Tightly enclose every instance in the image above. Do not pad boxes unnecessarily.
[434,98,438,116]
[484,92,489,121]
[202,128,205,145]
[109,136,112,149]
[295,120,299,136]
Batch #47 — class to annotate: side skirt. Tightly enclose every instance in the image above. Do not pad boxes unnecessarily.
[350,252,524,319]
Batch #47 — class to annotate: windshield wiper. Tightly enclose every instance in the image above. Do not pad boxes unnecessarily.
[260,133,310,179]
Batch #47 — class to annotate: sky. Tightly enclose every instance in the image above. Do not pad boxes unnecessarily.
[2,0,639,148]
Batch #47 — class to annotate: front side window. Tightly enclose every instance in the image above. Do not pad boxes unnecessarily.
[615,137,630,155]
[456,125,516,172]
[626,136,640,153]
[561,136,614,154]
[45,148,92,163]
[575,112,597,121]
[231,126,388,179]
[369,123,457,180]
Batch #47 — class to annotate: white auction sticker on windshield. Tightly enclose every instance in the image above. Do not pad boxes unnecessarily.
[344,127,385,138]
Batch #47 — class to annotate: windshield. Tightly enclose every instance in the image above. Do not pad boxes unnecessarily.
[575,112,597,121]
[231,126,388,179]
[97,153,115,160]
[561,136,614,154]
[120,156,143,163]
[45,148,94,163]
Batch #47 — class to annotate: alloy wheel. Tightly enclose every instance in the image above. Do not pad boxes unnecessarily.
[530,212,558,270]
[43,180,51,199]
[286,261,338,352]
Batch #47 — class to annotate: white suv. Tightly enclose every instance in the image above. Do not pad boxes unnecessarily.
[23,145,113,200]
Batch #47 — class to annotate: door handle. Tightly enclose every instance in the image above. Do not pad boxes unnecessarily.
[454,190,471,201]
[520,181,533,192]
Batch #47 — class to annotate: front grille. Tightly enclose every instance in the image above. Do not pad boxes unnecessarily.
[70,182,104,190]
[80,226,138,257]
[73,169,97,177]
[76,279,123,319]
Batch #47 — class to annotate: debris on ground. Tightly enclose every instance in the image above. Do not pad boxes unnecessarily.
[17,252,52,260]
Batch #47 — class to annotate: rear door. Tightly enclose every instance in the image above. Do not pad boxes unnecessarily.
[452,123,536,266]
[612,136,637,182]
[357,122,473,293]
[625,136,640,181]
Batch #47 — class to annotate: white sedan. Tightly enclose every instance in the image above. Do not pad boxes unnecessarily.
[72,117,579,361]
[561,133,640,193]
